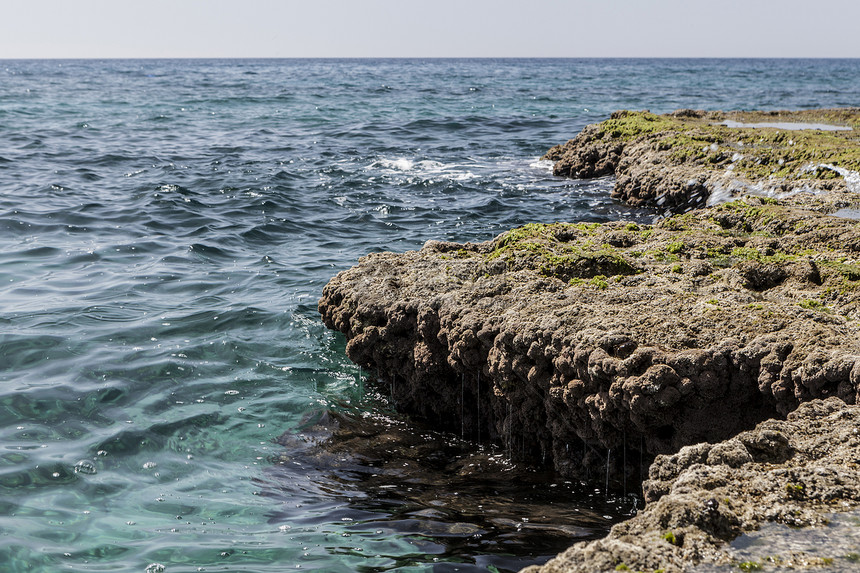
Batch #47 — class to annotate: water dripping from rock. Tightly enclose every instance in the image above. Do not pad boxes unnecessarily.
[267,407,637,572]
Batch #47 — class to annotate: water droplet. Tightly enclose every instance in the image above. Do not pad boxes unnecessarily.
[74,460,97,475]
[145,564,165,573]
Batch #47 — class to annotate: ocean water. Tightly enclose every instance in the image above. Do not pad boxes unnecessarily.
[1,58,859,573]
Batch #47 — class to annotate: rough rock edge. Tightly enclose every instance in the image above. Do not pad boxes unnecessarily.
[542,109,860,214]
[318,110,860,572]
[523,398,860,573]
[319,200,860,481]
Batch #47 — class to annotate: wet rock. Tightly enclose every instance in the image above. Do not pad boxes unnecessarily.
[317,110,860,572]
[524,398,860,572]
[544,109,860,212]
[270,409,629,568]
[319,201,860,480]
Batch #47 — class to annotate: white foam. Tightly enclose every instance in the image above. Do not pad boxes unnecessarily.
[706,177,814,207]
[370,156,478,182]
[706,182,735,206]
[529,158,554,172]
[376,157,415,171]
[818,163,860,193]
[705,163,860,206]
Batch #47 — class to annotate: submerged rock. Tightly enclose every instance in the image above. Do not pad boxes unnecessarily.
[269,409,629,570]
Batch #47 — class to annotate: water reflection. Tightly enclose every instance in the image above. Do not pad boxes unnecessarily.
[261,409,638,572]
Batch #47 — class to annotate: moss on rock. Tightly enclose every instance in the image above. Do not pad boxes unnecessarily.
[545,109,860,212]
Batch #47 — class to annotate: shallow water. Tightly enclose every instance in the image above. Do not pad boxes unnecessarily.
[693,510,860,572]
[721,120,853,131]
[2,58,860,572]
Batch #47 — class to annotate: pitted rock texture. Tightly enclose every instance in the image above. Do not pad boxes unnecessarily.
[543,109,860,212]
[319,198,860,479]
[522,398,860,573]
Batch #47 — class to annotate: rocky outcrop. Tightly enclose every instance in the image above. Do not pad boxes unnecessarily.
[318,110,860,571]
[523,397,860,572]
[319,199,860,481]
[543,109,860,212]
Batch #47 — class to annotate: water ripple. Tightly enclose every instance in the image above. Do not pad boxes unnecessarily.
[1,58,859,573]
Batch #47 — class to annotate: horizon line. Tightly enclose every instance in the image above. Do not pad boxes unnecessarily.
[2,56,860,61]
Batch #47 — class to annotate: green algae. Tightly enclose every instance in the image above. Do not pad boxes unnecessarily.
[665,241,685,254]
[785,483,806,499]
[798,299,828,312]
[729,246,798,265]
[662,531,678,546]
[490,223,639,282]
[823,261,860,281]
[590,275,609,289]
[591,110,860,183]
[593,111,683,141]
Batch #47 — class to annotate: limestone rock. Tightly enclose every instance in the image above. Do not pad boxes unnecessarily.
[544,109,860,212]
[319,200,860,478]
[524,398,860,572]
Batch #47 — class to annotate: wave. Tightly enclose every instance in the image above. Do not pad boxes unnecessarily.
[368,156,478,183]
[707,163,860,207]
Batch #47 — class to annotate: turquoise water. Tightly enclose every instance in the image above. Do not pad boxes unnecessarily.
[1,59,859,572]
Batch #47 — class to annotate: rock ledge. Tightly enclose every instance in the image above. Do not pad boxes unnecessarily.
[524,397,860,572]
[318,110,860,572]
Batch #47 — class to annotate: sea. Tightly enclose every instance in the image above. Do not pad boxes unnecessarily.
[1,58,859,573]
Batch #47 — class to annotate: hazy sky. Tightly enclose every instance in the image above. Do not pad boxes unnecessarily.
[2,0,858,59]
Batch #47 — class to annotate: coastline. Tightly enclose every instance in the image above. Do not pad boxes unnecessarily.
[318,109,860,571]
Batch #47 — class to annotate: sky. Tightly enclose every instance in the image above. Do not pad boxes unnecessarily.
[1,0,858,59]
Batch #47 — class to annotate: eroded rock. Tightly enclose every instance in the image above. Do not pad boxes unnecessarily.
[319,199,860,480]
[544,109,860,212]
[524,398,860,572]
[318,110,860,572]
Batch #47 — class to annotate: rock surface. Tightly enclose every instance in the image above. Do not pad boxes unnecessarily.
[543,109,860,212]
[320,200,860,478]
[523,397,860,572]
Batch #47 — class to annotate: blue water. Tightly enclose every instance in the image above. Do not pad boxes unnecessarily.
[1,58,859,573]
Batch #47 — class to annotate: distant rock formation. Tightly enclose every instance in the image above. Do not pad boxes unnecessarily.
[544,109,860,212]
